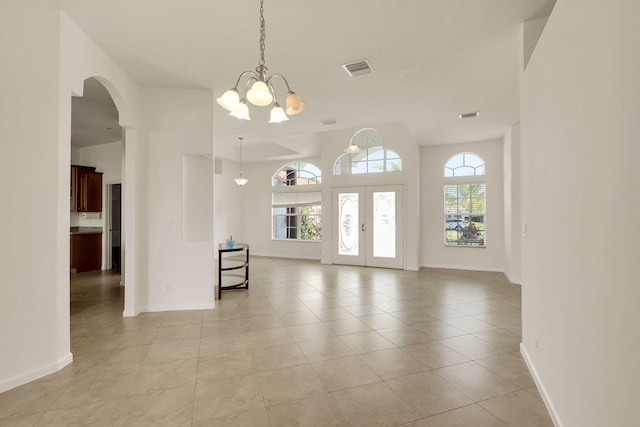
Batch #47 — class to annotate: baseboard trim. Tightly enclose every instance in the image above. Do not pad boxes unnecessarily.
[0,352,73,393]
[250,252,321,261]
[520,343,563,427]
[421,263,503,273]
[122,309,139,317]
[140,303,215,313]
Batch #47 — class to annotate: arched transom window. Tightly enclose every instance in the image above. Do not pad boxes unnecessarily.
[273,162,321,186]
[334,128,402,175]
[444,152,486,177]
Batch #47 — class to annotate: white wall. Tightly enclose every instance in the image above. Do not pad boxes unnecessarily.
[520,1,640,426]
[77,141,123,187]
[0,2,68,393]
[213,158,245,255]
[141,88,214,312]
[420,139,504,271]
[503,124,522,283]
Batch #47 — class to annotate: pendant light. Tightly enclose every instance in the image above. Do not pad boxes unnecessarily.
[216,0,306,123]
[234,137,249,186]
[344,128,362,153]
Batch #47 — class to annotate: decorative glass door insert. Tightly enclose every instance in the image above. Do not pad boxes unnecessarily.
[338,193,359,256]
[372,191,396,258]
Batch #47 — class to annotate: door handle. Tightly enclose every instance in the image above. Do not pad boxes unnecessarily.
[361,223,365,232]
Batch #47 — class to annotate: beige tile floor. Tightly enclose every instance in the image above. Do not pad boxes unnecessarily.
[0,257,554,426]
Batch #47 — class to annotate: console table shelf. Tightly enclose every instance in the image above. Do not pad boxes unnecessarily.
[217,243,249,299]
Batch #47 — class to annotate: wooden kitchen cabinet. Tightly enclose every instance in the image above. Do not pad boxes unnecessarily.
[70,231,102,273]
[71,165,103,212]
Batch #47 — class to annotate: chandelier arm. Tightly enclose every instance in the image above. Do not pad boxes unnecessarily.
[266,73,293,92]
[267,81,279,104]
[233,70,259,89]
[241,75,258,98]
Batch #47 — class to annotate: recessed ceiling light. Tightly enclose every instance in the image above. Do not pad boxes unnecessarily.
[459,112,480,119]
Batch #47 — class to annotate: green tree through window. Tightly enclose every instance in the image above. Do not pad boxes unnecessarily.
[444,153,486,247]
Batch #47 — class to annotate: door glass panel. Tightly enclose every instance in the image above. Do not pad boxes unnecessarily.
[373,191,395,258]
[338,193,359,256]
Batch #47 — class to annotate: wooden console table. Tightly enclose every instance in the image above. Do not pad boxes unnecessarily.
[217,243,249,299]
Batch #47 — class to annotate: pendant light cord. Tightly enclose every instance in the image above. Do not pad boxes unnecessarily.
[258,0,266,67]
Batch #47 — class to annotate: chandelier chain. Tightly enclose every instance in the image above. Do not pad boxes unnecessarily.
[258,0,266,67]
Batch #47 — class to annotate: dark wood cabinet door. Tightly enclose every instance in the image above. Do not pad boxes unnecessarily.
[70,233,102,272]
[78,172,102,212]
[71,166,103,212]
[70,166,78,212]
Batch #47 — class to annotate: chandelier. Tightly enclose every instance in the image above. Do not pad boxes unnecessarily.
[216,0,306,123]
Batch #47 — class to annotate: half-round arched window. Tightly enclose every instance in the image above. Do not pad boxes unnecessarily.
[273,162,321,186]
[334,128,402,175]
[444,152,485,177]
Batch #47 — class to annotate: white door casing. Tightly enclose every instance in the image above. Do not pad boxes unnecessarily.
[333,185,403,269]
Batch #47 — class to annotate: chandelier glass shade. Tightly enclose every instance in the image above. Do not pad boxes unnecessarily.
[216,0,306,123]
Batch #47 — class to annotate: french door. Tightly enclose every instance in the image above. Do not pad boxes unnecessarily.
[332,185,403,269]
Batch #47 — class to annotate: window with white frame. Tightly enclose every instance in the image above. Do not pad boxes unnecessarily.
[272,162,322,241]
[444,153,486,247]
[334,128,402,175]
[444,152,485,177]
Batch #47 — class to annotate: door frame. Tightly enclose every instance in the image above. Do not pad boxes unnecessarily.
[332,185,404,269]
[104,182,122,272]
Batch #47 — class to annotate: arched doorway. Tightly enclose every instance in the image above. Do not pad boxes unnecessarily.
[69,78,125,332]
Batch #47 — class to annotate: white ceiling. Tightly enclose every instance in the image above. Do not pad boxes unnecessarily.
[62,0,555,158]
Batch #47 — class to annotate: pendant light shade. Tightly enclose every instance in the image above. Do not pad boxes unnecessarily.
[269,103,289,123]
[216,0,305,123]
[229,99,251,120]
[234,177,249,186]
[246,80,273,106]
[344,143,362,154]
[285,91,306,115]
[217,89,240,112]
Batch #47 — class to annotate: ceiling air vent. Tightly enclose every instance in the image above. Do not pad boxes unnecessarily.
[342,59,374,77]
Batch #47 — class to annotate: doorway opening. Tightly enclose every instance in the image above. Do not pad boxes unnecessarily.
[108,183,122,271]
[69,77,125,349]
